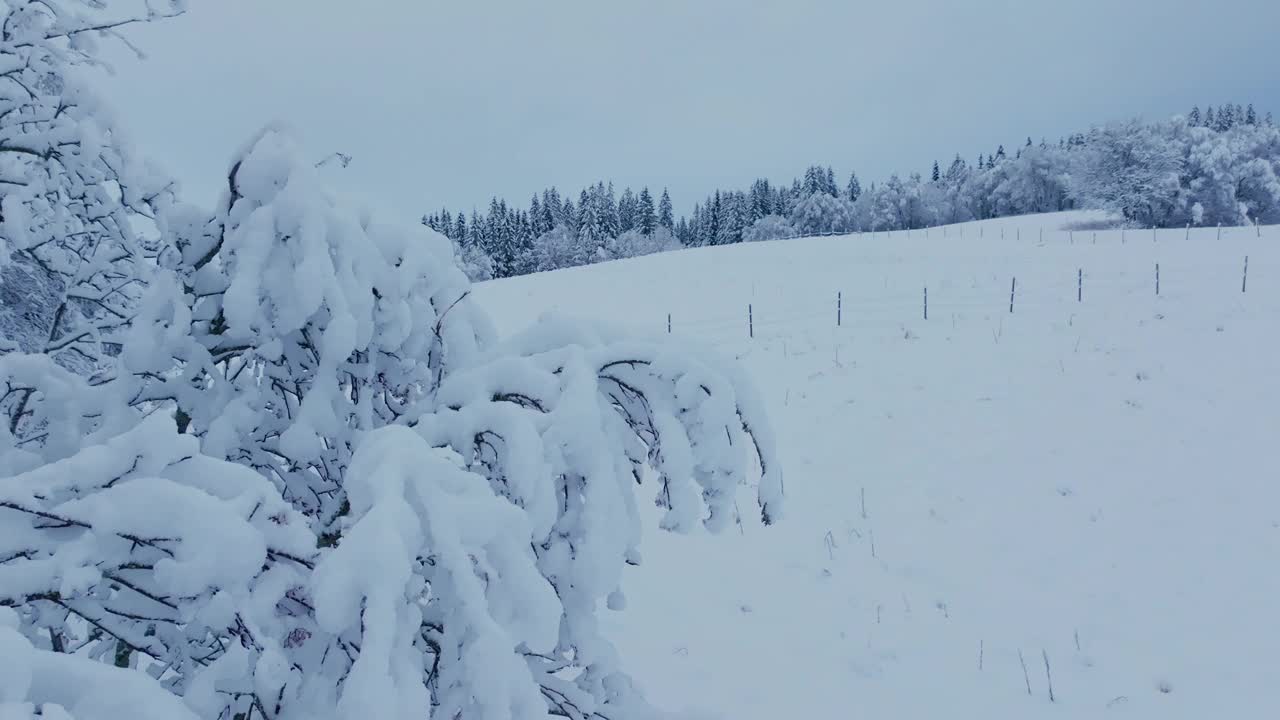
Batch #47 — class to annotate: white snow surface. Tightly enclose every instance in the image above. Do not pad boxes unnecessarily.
[473,211,1280,719]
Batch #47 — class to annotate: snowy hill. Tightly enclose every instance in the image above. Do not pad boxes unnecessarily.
[473,211,1280,719]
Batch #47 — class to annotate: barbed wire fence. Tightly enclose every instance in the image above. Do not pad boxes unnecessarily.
[656,221,1272,343]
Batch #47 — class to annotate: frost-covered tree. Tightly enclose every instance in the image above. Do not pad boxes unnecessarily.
[0,0,177,372]
[1068,119,1185,226]
[636,187,656,236]
[658,187,674,231]
[603,226,681,259]
[532,223,592,271]
[742,214,797,242]
[789,192,857,235]
[616,187,637,234]
[454,236,496,281]
[2,126,783,720]
[846,171,862,202]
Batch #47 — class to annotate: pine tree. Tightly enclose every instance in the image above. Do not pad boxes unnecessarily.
[543,187,562,228]
[562,197,577,229]
[604,181,620,238]
[1189,105,1202,126]
[618,187,637,234]
[637,187,657,235]
[1246,104,1258,125]
[716,192,745,245]
[846,171,862,202]
[658,188,674,230]
[707,192,722,245]
[994,145,1007,164]
[1217,104,1235,131]
[470,210,485,248]
[676,216,691,245]
[454,213,468,244]
[825,166,838,196]
[529,194,544,235]
[802,166,823,196]
[1205,106,1216,130]
[931,161,940,183]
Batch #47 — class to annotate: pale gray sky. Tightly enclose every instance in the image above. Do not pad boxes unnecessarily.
[103,0,1280,221]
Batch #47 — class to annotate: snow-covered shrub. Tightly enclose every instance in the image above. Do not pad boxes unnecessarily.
[3,121,783,720]
[532,223,592,271]
[604,226,682,259]
[454,237,496,281]
[742,214,797,242]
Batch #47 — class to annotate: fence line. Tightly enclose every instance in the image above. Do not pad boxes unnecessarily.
[658,255,1258,340]
[747,219,1277,245]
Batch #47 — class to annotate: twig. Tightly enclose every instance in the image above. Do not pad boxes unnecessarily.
[1019,649,1032,695]
[1043,649,1055,702]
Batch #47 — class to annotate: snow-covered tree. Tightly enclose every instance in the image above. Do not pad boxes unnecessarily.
[0,0,177,372]
[454,236,496,281]
[532,223,591,271]
[636,187,656,236]
[789,192,858,235]
[604,226,681,259]
[742,214,797,242]
[845,171,862,202]
[616,187,637,234]
[3,126,784,720]
[658,188,674,231]
[1068,119,1185,226]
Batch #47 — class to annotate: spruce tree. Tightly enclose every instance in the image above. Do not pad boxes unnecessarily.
[603,181,619,238]
[1189,105,1202,126]
[529,195,544,235]
[946,154,967,184]
[846,171,862,202]
[637,187,657,235]
[618,187,637,234]
[543,188,562,227]
[658,188,674,230]
[454,213,468,244]
[562,197,577,229]
[1246,104,1258,125]
[931,161,940,183]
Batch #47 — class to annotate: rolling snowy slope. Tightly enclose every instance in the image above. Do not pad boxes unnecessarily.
[473,211,1280,719]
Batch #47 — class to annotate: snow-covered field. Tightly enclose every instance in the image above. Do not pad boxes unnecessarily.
[473,211,1280,719]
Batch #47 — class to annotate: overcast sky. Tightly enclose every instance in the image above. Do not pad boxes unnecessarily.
[103,0,1280,221]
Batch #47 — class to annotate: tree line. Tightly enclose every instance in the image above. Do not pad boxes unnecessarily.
[431,102,1279,281]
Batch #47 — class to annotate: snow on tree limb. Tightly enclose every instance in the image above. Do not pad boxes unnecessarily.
[3,106,782,720]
